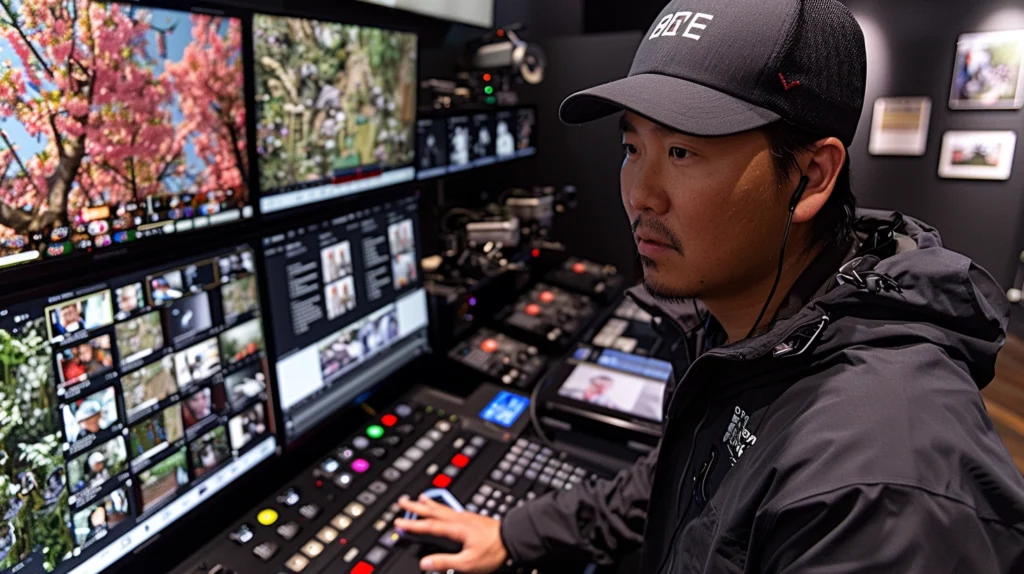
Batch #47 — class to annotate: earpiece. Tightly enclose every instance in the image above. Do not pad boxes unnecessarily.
[788,175,810,212]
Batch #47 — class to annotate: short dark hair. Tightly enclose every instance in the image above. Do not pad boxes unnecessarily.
[762,121,856,249]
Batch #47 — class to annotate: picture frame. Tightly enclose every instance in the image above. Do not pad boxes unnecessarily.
[937,131,1017,180]
[868,97,932,156]
[949,30,1024,110]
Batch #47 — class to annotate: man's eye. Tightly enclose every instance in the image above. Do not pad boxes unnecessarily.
[622,143,638,156]
[669,146,690,159]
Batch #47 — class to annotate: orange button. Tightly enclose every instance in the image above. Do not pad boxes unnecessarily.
[380,414,397,427]
[480,339,500,353]
[451,454,470,468]
[539,291,555,304]
[432,474,452,488]
[572,262,587,274]
[525,304,541,316]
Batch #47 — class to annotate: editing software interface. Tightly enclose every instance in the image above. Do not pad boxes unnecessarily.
[0,245,275,574]
[262,193,430,443]
[416,106,536,180]
[253,14,418,215]
[0,1,252,271]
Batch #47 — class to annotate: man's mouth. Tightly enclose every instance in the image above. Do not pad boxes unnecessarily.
[635,233,678,257]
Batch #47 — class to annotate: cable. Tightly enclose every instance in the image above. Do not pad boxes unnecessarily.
[528,371,554,447]
[746,176,809,340]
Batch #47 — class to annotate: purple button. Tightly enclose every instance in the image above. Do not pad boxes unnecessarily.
[351,459,370,474]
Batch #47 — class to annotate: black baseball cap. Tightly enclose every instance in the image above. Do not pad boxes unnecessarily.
[560,0,867,146]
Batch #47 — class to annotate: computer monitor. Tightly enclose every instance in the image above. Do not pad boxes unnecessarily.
[0,1,252,271]
[355,0,494,28]
[0,244,275,574]
[261,191,430,444]
[253,14,418,215]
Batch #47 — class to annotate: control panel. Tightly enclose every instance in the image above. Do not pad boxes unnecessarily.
[499,283,597,351]
[448,328,550,389]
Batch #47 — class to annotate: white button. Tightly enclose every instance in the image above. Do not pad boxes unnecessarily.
[331,514,352,530]
[344,502,365,518]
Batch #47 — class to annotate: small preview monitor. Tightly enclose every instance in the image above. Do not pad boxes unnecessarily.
[494,109,517,161]
[356,0,494,28]
[446,115,474,173]
[253,14,418,214]
[415,117,448,179]
[556,352,671,423]
[0,1,253,272]
[0,243,275,574]
[515,106,537,158]
[261,191,430,444]
[470,112,497,167]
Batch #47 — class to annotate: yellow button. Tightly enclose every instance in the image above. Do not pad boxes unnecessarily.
[257,508,279,526]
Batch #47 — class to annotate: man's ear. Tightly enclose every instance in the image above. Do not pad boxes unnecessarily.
[791,137,845,224]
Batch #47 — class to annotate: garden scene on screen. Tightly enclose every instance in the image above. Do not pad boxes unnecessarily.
[0,0,249,267]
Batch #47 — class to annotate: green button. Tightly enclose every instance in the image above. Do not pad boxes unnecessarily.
[366,425,384,439]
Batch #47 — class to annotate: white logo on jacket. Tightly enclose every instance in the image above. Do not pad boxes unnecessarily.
[723,406,756,466]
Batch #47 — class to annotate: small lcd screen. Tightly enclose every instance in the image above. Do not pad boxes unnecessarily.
[479,391,529,428]
[557,362,666,422]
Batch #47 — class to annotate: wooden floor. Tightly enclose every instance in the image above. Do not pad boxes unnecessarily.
[984,334,1024,473]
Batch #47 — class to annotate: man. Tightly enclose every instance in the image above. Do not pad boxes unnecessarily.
[562,374,617,409]
[56,303,84,335]
[86,451,110,487]
[75,400,106,437]
[77,341,109,376]
[396,0,1024,572]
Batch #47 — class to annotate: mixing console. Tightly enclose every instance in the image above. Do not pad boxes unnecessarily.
[543,257,625,303]
[448,328,549,389]
[499,283,597,350]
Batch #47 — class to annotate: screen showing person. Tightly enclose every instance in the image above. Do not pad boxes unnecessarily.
[115,310,165,366]
[136,447,190,513]
[495,112,516,159]
[129,403,184,463]
[121,357,179,422]
[391,252,418,290]
[324,276,357,320]
[447,115,472,169]
[516,107,536,152]
[221,274,258,321]
[318,321,365,378]
[173,337,222,389]
[320,241,354,284]
[182,262,217,292]
[182,384,227,430]
[388,219,415,256]
[71,487,130,548]
[218,250,255,277]
[67,437,128,495]
[56,334,115,388]
[45,290,114,339]
[228,402,267,451]
[416,118,447,170]
[219,318,265,366]
[557,363,666,422]
[189,425,231,478]
[166,291,214,345]
[62,386,120,447]
[471,113,495,161]
[114,282,145,320]
[148,270,186,305]
[224,363,266,410]
[358,308,399,355]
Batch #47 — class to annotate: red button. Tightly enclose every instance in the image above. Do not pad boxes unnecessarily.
[351,562,374,574]
[480,339,500,353]
[539,291,555,304]
[572,262,587,274]
[381,414,397,427]
[525,304,541,316]
[451,454,470,468]
[432,474,452,488]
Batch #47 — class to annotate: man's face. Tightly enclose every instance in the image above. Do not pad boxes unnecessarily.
[78,343,93,362]
[81,413,102,433]
[188,392,210,416]
[61,305,81,326]
[619,112,789,301]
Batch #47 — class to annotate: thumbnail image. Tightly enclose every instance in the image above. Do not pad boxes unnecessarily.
[173,337,222,388]
[495,117,515,158]
[136,447,190,513]
[320,241,354,284]
[45,290,114,339]
[224,363,267,410]
[67,437,128,496]
[121,358,179,421]
[358,308,398,355]
[189,425,232,478]
[149,270,186,305]
[471,113,495,161]
[417,118,447,170]
[949,30,1024,109]
[62,386,120,447]
[219,319,265,366]
[166,292,214,344]
[182,384,228,430]
[557,363,665,422]
[56,334,115,388]
[218,250,256,277]
[0,0,250,266]
[129,403,185,463]
[71,487,130,548]
[324,276,357,320]
[516,107,536,151]
[221,275,258,321]
[448,117,472,168]
[228,403,267,451]
[0,317,75,570]
[391,252,418,290]
[318,307,397,379]
[182,262,218,292]
[114,283,145,320]
[253,15,417,192]
[388,219,415,256]
[115,311,165,366]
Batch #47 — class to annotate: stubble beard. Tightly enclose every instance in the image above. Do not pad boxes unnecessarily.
[639,256,693,304]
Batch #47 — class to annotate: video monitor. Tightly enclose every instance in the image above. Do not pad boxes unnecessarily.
[356,0,494,28]
[471,112,497,167]
[0,244,274,573]
[0,1,253,273]
[415,117,448,179]
[516,106,537,157]
[446,115,474,173]
[253,14,418,215]
[556,358,669,423]
[262,191,430,444]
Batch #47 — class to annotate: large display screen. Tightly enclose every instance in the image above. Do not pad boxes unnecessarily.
[262,192,429,443]
[0,1,252,271]
[356,0,494,28]
[0,245,275,573]
[253,14,418,214]
[415,106,536,180]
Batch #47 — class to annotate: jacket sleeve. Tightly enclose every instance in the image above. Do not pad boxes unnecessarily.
[758,483,1022,573]
[499,444,659,566]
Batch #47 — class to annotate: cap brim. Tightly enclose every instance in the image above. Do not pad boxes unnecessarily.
[560,73,781,137]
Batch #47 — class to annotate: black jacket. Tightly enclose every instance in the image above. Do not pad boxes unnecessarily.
[501,210,1024,573]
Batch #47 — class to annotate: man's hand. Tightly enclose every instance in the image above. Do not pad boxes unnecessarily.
[395,494,509,573]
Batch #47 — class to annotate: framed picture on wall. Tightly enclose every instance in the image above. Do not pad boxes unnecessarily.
[937,131,1017,180]
[949,30,1024,110]
[868,97,932,156]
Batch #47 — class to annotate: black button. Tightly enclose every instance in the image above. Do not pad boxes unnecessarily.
[382,435,401,447]
[369,447,388,459]
[253,542,279,562]
[395,424,415,436]
[299,504,322,520]
[276,521,301,541]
